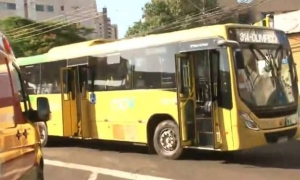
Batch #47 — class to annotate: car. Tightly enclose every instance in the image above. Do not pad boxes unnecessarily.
[0,32,51,179]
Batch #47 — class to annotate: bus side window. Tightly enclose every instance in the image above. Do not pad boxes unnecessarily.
[218,48,232,110]
[210,50,219,100]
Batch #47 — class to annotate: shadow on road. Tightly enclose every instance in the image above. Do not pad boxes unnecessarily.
[46,137,300,170]
[183,140,300,170]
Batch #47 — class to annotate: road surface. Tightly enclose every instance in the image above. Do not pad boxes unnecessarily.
[43,138,300,180]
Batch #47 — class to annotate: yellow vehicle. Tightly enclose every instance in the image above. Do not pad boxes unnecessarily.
[0,32,51,179]
[253,14,274,28]
[18,23,300,159]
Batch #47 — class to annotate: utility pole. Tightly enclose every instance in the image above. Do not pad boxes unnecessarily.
[24,0,28,18]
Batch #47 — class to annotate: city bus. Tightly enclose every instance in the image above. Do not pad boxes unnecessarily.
[17,23,300,160]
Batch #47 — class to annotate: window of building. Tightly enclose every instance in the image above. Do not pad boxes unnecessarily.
[0,2,16,10]
[0,2,6,10]
[36,4,44,12]
[47,5,54,12]
[60,6,64,11]
[7,3,16,10]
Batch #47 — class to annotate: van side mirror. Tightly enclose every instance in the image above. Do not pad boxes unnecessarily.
[37,97,50,121]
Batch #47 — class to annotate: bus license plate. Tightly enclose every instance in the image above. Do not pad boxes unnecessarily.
[277,136,288,143]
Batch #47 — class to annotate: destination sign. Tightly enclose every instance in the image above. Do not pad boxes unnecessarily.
[232,28,285,44]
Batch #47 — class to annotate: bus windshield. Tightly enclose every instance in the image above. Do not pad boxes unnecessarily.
[234,44,297,108]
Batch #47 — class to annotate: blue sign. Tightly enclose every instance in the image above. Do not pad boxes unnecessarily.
[90,92,96,104]
[282,58,288,64]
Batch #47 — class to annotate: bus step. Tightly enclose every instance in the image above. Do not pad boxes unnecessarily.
[195,118,213,132]
[198,132,213,147]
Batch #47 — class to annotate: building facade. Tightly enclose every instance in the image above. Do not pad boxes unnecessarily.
[273,10,300,86]
[0,0,119,39]
[110,24,118,39]
[218,0,300,23]
[95,7,118,39]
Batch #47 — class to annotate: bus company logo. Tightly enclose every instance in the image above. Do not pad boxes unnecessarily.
[110,98,135,111]
[190,43,208,48]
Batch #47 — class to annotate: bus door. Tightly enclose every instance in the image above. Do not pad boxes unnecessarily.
[193,50,219,149]
[175,53,196,146]
[61,65,90,138]
[176,50,219,149]
[61,68,78,137]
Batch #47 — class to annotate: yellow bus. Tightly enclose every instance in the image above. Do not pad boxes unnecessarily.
[17,23,300,159]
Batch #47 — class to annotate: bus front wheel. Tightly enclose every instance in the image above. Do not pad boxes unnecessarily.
[153,120,183,160]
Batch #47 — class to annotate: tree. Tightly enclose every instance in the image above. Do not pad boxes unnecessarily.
[0,16,94,57]
[125,0,220,37]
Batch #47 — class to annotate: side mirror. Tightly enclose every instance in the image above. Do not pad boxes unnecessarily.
[37,97,50,121]
[217,40,240,48]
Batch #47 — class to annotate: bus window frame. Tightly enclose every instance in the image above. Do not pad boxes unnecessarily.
[227,27,298,117]
[179,38,233,110]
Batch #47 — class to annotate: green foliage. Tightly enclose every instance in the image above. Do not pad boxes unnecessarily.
[0,16,94,57]
[125,0,220,37]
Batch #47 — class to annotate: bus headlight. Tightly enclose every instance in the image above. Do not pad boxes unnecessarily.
[240,112,260,131]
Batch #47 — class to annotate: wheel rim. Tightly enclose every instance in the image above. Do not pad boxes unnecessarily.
[159,128,177,152]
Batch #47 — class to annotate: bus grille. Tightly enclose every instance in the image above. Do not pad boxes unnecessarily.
[264,128,297,143]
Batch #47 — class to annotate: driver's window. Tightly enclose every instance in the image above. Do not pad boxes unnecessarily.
[10,63,28,111]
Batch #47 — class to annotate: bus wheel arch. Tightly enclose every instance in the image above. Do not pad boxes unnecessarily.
[147,114,183,159]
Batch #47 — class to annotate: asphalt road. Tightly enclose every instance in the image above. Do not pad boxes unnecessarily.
[43,138,300,180]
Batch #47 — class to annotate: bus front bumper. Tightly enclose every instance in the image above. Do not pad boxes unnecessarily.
[232,124,300,151]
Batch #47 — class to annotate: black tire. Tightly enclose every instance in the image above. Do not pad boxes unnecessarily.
[36,122,48,147]
[37,165,44,180]
[153,120,183,160]
[37,158,44,180]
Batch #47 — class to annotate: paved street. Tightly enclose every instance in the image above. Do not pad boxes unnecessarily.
[43,138,300,180]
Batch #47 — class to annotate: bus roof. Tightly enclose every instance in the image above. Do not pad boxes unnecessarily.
[21,23,284,65]
[48,39,115,55]
[47,23,229,61]
[17,53,48,66]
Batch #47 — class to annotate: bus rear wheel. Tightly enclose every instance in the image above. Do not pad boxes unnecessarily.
[153,120,183,160]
